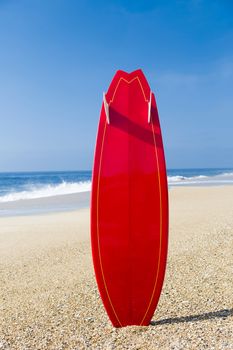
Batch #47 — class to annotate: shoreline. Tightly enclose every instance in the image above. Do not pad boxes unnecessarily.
[1,184,233,217]
[0,191,90,217]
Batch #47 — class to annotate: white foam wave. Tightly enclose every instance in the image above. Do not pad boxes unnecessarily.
[0,181,91,203]
[218,172,233,177]
[168,175,208,183]
[167,175,187,182]
[1,171,233,202]
[168,173,233,186]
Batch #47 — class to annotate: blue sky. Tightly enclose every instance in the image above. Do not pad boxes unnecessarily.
[0,0,232,171]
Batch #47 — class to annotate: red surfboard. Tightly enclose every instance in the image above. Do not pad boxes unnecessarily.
[91,69,168,327]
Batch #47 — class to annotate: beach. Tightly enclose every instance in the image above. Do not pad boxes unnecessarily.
[0,186,232,350]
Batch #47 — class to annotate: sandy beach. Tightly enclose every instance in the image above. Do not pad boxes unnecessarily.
[0,186,232,350]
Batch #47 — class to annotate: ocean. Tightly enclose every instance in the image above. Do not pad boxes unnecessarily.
[0,168,233,204]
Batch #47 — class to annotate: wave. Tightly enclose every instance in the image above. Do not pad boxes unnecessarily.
[168,172,233,186]
[219,172,233,177]
[168,175,208,183]
[1,171,233,203]
[0,181,91,203]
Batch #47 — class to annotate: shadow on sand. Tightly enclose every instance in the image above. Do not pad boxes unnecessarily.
[150,308,233,326]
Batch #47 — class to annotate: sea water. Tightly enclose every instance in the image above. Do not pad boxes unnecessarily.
[0,168,233,204]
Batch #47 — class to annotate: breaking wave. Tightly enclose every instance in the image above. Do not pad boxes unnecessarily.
[1,170,233,203]
[168,172,233,186]
[0,181,91,203]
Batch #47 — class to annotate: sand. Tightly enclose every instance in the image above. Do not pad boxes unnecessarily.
[0,186,232,349]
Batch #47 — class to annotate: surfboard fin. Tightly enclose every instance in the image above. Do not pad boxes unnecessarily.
[148,91,152,123]
[103,93,110,124]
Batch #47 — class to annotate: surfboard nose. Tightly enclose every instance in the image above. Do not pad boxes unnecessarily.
[104,69,151,119]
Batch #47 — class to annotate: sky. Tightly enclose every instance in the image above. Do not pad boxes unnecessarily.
[0,0,233,171]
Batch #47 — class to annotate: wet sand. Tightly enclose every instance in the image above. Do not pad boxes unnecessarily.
[0,192,90,217]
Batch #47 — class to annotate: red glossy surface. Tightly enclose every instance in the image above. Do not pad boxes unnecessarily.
[91,69,168,327]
